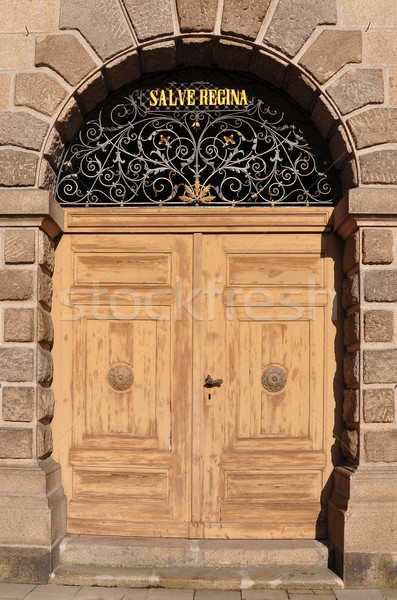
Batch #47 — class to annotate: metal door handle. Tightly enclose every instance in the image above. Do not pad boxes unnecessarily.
[204,375,223,388]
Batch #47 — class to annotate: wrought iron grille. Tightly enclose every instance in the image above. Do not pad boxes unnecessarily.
[56,70,340,207]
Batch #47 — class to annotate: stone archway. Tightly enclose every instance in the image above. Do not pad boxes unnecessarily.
[1,0,397,588]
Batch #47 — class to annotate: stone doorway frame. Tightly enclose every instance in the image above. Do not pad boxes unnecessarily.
[1,29,397,585]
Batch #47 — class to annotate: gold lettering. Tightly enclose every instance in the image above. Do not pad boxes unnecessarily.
[178,89,188,105]
[200,89,208,105]
[158,89,167,106]
[149,90,158,106]
[208,89,217,105]
[240,89,248,105]
[187,89,195,105]
[231,89,239,105]
[168,89,177,106]
[217,89,226,105]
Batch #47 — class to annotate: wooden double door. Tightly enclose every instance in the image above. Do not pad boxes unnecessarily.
[53,225,337,539]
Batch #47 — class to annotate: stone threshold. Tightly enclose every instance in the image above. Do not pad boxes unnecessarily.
[51,537,343,590]
[51,564,343,590]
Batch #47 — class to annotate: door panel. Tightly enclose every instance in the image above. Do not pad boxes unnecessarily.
[53,230,337,539]
[199,234,335,538]
[52,234,192,537]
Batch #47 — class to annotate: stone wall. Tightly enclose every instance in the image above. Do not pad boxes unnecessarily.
[1,0,397,588]
[0,227,54,461]
[330,190,397,587]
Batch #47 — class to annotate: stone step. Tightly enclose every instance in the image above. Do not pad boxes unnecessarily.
[58,537,331,569]
[51,564,344,590]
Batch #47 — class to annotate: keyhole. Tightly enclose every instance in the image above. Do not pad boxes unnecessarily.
[208,393,211,400]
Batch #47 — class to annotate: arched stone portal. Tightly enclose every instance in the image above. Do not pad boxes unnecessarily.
[1,0,397,588]
[50,68,343,550]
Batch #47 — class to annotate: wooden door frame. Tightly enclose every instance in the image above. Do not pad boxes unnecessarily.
[56,205,339,538]
[62,206,333,234]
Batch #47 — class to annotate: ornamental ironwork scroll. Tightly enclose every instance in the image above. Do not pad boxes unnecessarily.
[56,70,340,206]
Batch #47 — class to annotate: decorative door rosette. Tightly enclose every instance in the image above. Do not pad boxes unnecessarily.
[56,69,339,207]
[107,362,134,392]
[261,364,287,393]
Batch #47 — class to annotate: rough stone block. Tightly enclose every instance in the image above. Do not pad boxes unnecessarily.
[0,36,31,70]
[341,428,358,461]
[217,40,253,72]
[344,312,359,347]
[326,68,384,116]
[35,34,97,87]
[364,270,397,302]
[221,0,271,39]
[37,388,55,424]
[299,30,362,85]
[342,273,359,309]
[14,72,67,117]
[55,98,84,143]
[42,128,65,172]
[176,0,218,32]
[0,0,56,33]
[368,30,397,66]
[348,108,397,150]
[38,231,55,274]
[365,430,397,462]
[343,232,359,274]
[37,348,53,383]
[37,159,56,194]
[361,150,397,185]
[0,73,10,108]
[38,271,53,309]
[0,348,34,382]
[264,0,337,57]
[37,308,54,345]
[0,149,37,187]
[339,0,397,27]
[364,310,394,342]
[179,38,214,68]
[141,41,176,73]
[284,68,317,113]
[3,308,34,343]
[4,229,35,264]
[255,51,288,90]
[36,423,53,459]
[362,228,394,264]
[344,351,359,386]
[123,0,174,41]
[363,389,395,423]
[0,547,50,585]
[310,96,339,139]
[2,386,35,422]
[0,111,48,152]
[61,0,133,60]
[340,159,359,194]
[364,349,397,384]
[343,389,359,423]
[328,126,353,170]
[0,270,33,301]
[105,51,141,91]
[0,428,33,459]
[75,73,108,115]
[389,69,397,106]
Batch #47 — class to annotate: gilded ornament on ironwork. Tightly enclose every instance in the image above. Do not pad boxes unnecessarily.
[56,71,339,207]
[179,178,216,204]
